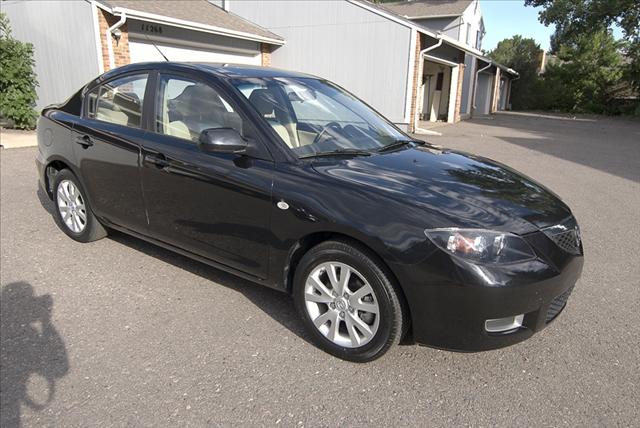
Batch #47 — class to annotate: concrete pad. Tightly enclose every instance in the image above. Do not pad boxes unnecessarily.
[0,129,37,149]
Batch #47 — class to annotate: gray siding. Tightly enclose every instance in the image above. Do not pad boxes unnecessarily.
[229,1,412,124]
[459,55,475,115]
[3,1,100,110]
[413,17,461,40]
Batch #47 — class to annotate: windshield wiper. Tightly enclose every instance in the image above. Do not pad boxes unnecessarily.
[299,148,372,159]
[377,139,424,153]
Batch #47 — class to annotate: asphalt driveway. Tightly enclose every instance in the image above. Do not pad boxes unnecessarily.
[1,112,639,426]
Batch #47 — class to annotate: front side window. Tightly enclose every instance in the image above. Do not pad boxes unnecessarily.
[156,75,244,143]
[232,77,407,158]
[88,74,148,128]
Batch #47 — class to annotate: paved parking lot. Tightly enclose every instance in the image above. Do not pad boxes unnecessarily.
[1,112,639,426]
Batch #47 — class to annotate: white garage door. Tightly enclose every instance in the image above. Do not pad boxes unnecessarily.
[129,39,261,65]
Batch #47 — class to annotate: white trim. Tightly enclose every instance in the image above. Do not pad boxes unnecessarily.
[110,7,285,45]
[90,1,104,74]
[447,64,459,123]
[403,29,417,125]
[404,14,462,19]
[128,32,259,56]
[424,54,458,67]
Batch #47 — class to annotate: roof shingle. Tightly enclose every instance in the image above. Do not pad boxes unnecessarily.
[98,0,283,42]
[383,0,473,18]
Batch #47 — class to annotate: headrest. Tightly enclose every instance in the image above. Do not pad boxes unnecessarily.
[248,89,278,116]
[176,84,224,112]
[113,92,140,113]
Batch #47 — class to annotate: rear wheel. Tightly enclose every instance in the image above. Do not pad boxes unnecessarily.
[52,169,107,242]
[293,240,407,362]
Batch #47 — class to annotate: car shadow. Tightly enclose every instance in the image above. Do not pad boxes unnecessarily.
[38,186,310,345]
[37,187,413,350]
[0,282,69,428]
[107,230,313,344]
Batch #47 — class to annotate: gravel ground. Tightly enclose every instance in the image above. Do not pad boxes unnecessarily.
[1,112,639,427]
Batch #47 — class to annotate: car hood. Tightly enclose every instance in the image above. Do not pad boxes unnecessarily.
[311,144,571,233]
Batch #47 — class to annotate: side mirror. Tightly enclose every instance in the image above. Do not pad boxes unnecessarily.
[198,128,248,154]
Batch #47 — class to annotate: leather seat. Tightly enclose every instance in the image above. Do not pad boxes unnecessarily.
[248,89,298,148]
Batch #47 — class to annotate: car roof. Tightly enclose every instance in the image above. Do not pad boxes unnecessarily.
[98,62,317,82]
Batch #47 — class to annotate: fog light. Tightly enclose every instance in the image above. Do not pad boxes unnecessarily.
[485,314,524,333]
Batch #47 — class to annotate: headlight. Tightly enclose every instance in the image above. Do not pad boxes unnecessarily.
[424,228,536,264]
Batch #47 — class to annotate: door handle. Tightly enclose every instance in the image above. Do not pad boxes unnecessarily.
[75,135,94,148]
[143,153,169,169]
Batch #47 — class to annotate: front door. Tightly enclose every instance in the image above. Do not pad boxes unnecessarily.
[140,73,274,278]
[73,72,150,231]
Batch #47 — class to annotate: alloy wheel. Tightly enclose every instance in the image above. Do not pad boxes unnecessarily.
[57,179,87,233]
[304,262,380,348]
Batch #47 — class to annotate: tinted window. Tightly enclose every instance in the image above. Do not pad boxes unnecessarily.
[90,74,148,128]
[156,75,243,143]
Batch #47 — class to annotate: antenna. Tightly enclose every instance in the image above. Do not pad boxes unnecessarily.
[143,33,169,61]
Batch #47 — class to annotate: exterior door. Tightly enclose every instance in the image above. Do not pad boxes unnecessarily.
[72,72,150,231]
[139,73,274,278]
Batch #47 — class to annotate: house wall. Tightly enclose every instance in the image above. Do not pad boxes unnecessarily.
[227,0,413,126]
[474,72,493,115]
[412,17,461,40]
[460,0,483,50]
[459,55,476,116]
[2,0,101,110]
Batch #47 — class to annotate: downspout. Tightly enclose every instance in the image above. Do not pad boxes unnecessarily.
[414,38,444,128]
[471,61,492,111]
[106,12,127,70]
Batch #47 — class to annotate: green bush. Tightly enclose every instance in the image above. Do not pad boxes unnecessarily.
[0,12,38,129]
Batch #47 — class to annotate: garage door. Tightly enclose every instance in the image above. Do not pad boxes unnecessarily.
[129,39,261,65]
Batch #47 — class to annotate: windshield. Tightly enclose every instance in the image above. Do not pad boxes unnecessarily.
[231,77,409,158]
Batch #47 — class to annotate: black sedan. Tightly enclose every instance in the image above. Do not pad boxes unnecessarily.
[36,63,583,362]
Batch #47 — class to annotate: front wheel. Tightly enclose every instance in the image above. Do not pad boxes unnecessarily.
[52,169,107,243]
[293,240,407,362]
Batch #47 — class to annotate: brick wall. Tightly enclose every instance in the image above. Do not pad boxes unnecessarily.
[453,51,465,123]
[408,32,422,133]
[260,43,271,67]
[491,68,501,112]
[97,8,131,71]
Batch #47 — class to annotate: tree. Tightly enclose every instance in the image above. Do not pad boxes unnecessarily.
[543,29,624,112]
[487,36,542,110]
[0,12,38,129]
[525,0,640,90]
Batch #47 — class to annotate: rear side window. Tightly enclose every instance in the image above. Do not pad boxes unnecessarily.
[87,74,148,128]
[156,75,244,143]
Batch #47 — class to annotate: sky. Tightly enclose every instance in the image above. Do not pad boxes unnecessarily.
[480,0,555,52]
[480,0,624,53]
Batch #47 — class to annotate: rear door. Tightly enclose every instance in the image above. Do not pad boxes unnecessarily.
[139,73,275,278]
[73,72,151,231]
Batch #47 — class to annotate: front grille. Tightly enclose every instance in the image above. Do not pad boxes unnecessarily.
[546,287,573,323]
[543,217,582,255]
[550,229,581,254]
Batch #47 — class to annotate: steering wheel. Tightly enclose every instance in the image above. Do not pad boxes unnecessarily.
[312,121,343,145]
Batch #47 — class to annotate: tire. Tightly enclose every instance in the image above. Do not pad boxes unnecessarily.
[293,239,407,362]
[52,169,107,243]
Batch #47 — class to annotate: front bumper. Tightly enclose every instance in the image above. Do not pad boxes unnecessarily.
[392,233,584,351]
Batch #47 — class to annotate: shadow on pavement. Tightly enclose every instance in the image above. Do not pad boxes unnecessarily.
[37,186,310,346]
[108,230,313,344]
[466,112,640,183]
[0,282,69,428]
